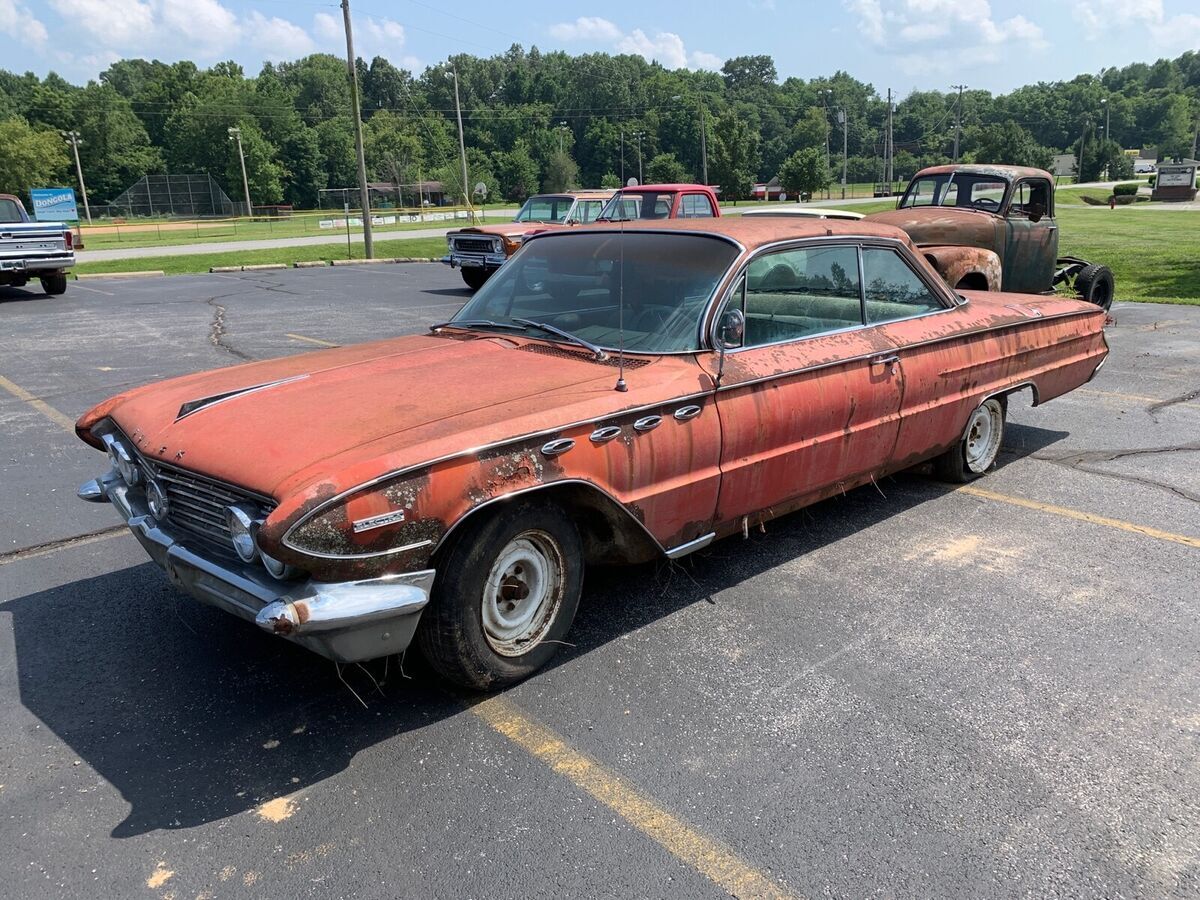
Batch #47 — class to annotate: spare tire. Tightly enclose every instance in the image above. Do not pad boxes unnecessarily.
[1075,264,1114,311]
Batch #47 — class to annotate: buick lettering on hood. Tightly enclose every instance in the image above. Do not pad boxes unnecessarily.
[76,218,1108,690]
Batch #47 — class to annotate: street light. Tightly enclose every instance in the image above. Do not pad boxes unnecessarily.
[556,123,570,154]
[821,88,833,198]
[60,130,91,224]
[227,127,252,217]
[446,68,472,220]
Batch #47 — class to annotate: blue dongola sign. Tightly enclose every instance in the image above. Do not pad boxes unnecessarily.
[29,188,79,222]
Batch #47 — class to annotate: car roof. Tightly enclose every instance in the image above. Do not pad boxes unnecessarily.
[527,215,915,253]
[615,184,713,193]
[915,164,1053,182]
[740,207,865,220]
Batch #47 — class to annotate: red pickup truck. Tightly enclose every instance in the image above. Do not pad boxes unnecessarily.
[597,184,721,221]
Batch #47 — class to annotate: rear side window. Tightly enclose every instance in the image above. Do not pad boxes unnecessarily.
[573,200,603,223]
[740,245,863,345]
[680,193,714,218]
[862,248,945,322]
[0,198,23,222]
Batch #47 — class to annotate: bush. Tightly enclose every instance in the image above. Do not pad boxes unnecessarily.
[1113,182,1139,196]
[1115,195,1136,205]
[1148,175,1156,186]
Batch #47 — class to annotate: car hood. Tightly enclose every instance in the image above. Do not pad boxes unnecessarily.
[451,223,562,240]
[92,333,676,499]
[864,207,999,249]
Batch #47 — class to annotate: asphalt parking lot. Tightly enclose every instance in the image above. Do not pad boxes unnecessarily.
[2,264,1198,899]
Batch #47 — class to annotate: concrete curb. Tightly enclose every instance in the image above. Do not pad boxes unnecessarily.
[293,261,328,268]
[241,263,288,271]
[330,257,394,266]
[209,266,241,273]
[76,270,166,280]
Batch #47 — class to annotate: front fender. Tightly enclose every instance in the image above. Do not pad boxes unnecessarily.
[921,245,1002,291]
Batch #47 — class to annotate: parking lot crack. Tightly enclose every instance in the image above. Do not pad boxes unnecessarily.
[1148,388,1200,417]
[1030,441,1200,503]
[206,297,254,361]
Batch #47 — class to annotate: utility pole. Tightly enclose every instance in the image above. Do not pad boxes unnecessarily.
[634,131,645,184]
[951,84,966,163]
[822,88,832,199]
[226,126,252,217]
[341,0,373,258]
[447,67,472,222]
[837,108,847,200]
[620,129,625,184]
[699,99,708,185]
[1078,119,1089,183]
[886,88,894,190]
[556,123,569,154]
[60,130,92,224]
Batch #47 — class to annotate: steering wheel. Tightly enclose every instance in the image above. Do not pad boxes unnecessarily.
[972,197,1000,212]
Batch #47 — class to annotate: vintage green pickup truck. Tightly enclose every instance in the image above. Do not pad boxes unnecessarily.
[867,165,1114,310]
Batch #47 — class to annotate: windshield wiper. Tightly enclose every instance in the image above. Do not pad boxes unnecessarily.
[512,317,608,360]
[430,319,528,332]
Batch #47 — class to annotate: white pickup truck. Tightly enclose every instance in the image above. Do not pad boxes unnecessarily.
[1,194,74,296]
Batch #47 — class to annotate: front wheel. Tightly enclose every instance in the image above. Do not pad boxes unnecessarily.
[934,397,1006,482]
[417,502,583,690]
[40,274,68,296]
[461,268,490,290]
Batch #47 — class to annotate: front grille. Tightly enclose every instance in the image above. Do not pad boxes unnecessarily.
[451,237,496,254]
[144,459,272,548]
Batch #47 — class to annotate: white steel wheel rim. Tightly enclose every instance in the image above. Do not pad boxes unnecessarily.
[481,529,566,657]
[964,401,1003,472]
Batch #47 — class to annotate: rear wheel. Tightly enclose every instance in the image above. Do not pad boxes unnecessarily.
[461,268,490,290]
[934,397,1006,482]
[1075,264,1114,311]
[417,502,583,690]
[40,274,68,296]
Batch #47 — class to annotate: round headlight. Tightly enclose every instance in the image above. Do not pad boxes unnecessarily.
[225,504,261,562]
[260,551,294,580]
[105,437,140,485]
[146,479,169,521]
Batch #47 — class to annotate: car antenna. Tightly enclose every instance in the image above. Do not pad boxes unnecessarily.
[614,222,628,392]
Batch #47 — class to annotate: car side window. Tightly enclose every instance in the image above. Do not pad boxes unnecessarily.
[574,200,602,223]
[739,245,863,347]
[681,193,715,218]
[862,248,946,323]
[1009,179,1051,220]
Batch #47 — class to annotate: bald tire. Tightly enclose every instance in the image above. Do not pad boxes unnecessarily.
[417,502,583,691]
[934,396,1007,483]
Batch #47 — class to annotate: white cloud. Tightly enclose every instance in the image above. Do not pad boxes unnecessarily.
[163,0,240,54]
[844,0,1047,62]
[548,17,720,71]
[49,0,154,47]
[313,11,341,43]
[364,17,405,46]
[244,11,315,61]
[0,0,47,44]
[845,0,885,43]
[549,16,622,42]
[1074,1,1200,52]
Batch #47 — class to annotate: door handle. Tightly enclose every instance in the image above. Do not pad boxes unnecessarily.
[589,425,622,444]
[673,405,703,421]
[871,354,900,373]
[633,415,662,432]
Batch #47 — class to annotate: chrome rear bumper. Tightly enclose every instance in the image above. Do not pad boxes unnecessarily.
[78,472,434,663]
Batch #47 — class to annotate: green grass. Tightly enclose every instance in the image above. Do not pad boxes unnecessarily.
[73,236,448,276]
[1055,207,1200,305]
[77,211,512,251]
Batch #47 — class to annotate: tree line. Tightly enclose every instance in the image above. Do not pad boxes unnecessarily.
[1,46,1198,212]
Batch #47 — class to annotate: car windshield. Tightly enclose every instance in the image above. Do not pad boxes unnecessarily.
[898,173,1009,212]
[598,191,677,221]
[447,232,739,353]
[514,196,573,223]
[0,198,23,222]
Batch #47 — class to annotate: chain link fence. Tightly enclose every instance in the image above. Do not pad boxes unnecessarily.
[104,175,238,219]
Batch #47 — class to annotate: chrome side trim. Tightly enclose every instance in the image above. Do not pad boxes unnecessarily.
[665,532,715,559]
[281,389,716,550]
[589,425,623,443]
[633,415,662,432]
[673,405,703,421]
[541,438,576,457]
[433,478,667,557]
[282,536,435,562]
[175,374,309,422]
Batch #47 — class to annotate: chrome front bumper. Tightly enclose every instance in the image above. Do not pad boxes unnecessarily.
[79,471,434,664]
[440,250,506,270]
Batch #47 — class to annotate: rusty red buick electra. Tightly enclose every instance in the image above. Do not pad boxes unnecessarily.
[76,218,1108,689]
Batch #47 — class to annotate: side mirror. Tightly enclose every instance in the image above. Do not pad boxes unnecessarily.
[717,308,745,350]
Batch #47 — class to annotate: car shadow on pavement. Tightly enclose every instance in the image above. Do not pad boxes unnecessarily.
[1,421,1067,838]
[0,285,46,303]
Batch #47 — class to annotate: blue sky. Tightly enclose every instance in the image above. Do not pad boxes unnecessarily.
[5,1,1200,95]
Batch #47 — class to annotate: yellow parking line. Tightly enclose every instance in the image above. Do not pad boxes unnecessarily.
[0,374,77,435]
[470,695,796,900]
[286,333,340,348]
[960,486,1200,549]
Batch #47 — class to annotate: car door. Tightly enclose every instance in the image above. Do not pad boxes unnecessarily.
[855,242,979,468]
[700,242,904,527]
[1002,178,1058,293]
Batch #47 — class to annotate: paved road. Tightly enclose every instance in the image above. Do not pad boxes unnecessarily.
[1,267,1198,898]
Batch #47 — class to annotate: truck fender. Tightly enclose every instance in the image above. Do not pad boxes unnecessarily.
[920,245,1002,292]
